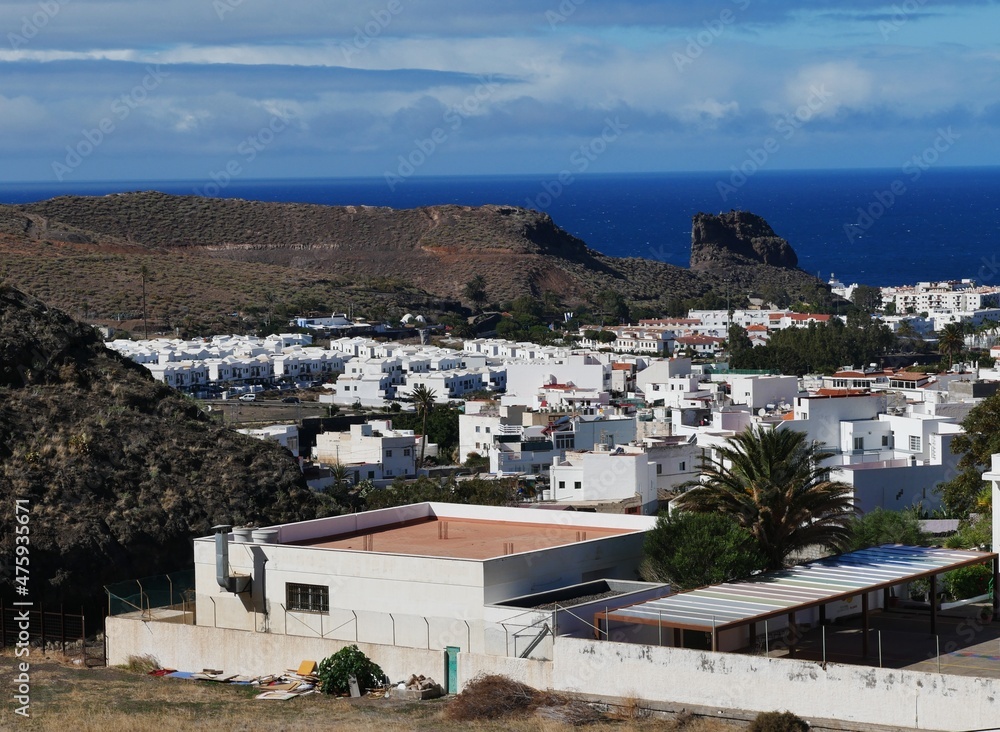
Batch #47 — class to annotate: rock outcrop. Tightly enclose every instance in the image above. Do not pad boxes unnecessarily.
[689,210,799,271]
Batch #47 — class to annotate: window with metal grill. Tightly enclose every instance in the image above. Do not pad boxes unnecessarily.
[286,583,329,613]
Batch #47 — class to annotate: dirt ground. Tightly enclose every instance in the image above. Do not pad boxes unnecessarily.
[0,652,740,732]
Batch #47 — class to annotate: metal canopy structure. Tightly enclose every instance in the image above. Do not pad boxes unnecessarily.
[603,545,998,653]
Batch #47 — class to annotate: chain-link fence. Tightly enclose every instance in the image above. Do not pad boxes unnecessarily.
[105,570,195,618]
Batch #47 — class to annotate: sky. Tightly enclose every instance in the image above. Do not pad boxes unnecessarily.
[0,0,998,183]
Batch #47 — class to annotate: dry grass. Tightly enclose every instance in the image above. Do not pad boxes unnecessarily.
[0,654,742,732]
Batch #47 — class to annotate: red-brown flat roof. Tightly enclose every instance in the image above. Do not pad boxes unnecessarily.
[291,516,635,560]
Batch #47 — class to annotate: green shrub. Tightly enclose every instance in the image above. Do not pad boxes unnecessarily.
[944,564,993,600]
[317,645,387,695]
[748,710,809,732]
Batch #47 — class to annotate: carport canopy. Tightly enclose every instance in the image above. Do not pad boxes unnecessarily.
[603,544,998,645]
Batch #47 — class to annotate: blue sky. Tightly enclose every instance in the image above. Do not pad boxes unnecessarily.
[1,0,997,182]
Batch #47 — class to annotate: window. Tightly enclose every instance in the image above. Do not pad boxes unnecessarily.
[367,470,375,479]
[403,448,410,456]
[475,426,481,433]
[558,481,565,490]
[656,464,663,475]
[287,583,328,613]
[909,435,921,451]
[679,461,686,471]
[882,435,890,447]
[385,449,393,458]
[854,437,864,451]
[574,481,582,490]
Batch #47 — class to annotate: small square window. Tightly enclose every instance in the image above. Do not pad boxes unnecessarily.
[574,481,582,490]
[386,449,393,458]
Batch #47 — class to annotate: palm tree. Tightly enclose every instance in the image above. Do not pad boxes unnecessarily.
[938,322,965,368]
[408,384,437,468]
[674,427,856,570]
[463,275,488,313]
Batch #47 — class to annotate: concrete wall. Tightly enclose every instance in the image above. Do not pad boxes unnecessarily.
[106,616,548,691]
[553,636,1000,732]
[107,615,1000,729]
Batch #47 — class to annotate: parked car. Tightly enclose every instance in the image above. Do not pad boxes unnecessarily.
[238,393,257,402]
[281,396,300,404]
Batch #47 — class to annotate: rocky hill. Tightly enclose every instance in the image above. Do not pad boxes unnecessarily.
[690,210,798,270]
[7,193,826,315]
[0,286,325,609]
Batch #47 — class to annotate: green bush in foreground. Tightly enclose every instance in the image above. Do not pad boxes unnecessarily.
[317,645,387,695]
[748,710,809,732]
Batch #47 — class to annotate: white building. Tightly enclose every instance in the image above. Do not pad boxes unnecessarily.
[313,419,418,481]
[237,424,300,458]
[729,375,799,411]
[550,445,659,514]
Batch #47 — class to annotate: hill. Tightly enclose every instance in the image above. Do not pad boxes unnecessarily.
[0,285,325,609]
[2,193,829,327]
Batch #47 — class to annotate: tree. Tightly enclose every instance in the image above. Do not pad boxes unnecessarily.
[845,507,928,551]
[317,645,386,694]
[643,511,766,590]
[938,322,965,367]
[408,384,437,468]
[674,427,856,570]
[727,324,753,355]
[851,284,882,313]
[940,391,1000,516]
[463,275,488,312]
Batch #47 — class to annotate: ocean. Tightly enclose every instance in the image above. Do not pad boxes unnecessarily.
[2,167,997,288]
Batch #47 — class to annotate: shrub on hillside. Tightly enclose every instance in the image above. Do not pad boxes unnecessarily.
[748,710,809,732]
[317,645,386,695]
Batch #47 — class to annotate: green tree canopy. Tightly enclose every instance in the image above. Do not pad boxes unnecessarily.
[851,284,883,313]
[643,511,766,590]
[463,275,488,311]
[674,427,856,569]
[938,322,965,367]
[845,507,928,551]
[939,391,1000,516]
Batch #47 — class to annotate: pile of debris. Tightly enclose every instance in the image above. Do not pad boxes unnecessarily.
[392,674,444,700]
[149,660,321,701]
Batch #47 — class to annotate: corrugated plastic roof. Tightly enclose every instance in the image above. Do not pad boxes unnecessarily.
[607,545,995,632]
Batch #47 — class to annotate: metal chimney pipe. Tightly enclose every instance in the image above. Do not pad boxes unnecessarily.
[212,524,232,590]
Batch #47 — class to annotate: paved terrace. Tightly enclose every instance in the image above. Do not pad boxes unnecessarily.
[291,516,633,560]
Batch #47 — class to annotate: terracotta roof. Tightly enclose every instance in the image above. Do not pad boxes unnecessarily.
[746,325,768,332]
[889,372,929,382]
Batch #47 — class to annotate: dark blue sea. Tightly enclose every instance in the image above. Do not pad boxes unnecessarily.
[1,167,997,287]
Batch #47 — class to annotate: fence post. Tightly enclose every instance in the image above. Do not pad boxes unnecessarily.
[1,597,5,648]
[40,604,45,652]
[878,631,882,668]
[936,635,941,674]
[822,625,826,665]
[61,604,66,654]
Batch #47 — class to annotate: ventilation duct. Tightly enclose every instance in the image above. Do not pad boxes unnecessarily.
[212,524,251,593]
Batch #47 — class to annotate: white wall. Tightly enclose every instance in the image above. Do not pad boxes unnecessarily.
[553,637,1000,732]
